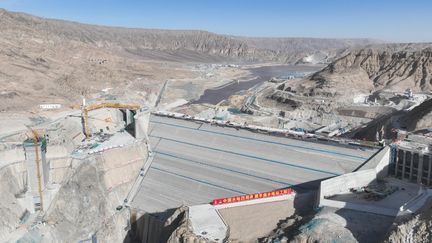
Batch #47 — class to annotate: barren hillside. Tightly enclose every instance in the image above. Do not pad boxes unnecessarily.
[0,8,379,63]
[0,8,381,111]
[305,43,432,97]
[240,37,378,64]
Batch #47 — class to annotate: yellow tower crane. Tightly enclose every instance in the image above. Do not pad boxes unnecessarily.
[81,100,141,139]
[26,126,45,212]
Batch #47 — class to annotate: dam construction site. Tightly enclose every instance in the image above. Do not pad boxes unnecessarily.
[1,4,432,243]
[1,92,432,243]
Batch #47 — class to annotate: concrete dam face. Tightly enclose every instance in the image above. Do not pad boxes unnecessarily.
[127,115,377,242]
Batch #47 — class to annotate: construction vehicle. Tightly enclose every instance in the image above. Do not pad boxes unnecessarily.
[81,99,142,139]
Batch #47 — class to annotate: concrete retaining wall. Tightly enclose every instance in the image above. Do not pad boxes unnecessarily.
[319,146,396,216]
[320,169,377,201]
[375,147,390,178]
[357,146,391,178]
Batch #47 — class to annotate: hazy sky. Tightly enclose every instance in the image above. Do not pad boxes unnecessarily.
[1,0,431,42]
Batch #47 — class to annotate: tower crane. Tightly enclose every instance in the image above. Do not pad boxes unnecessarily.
[80,98,141,139]
[25,126,45,212]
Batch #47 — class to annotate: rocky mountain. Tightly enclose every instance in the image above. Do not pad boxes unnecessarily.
[0,8,381,111]
[235,37,379,63]
[307,43,432,96]
[0,8,379,64]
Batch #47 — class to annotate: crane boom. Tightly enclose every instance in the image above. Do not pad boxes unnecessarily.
[82,102,141,139]
[26,126,44,212]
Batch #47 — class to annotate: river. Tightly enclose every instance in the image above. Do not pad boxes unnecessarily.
[192,64,323,105]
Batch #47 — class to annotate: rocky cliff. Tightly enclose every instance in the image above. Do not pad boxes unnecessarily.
[0,164,27,240]
[308,44,432,95]
[43,144,147,242]
[385,199,432,243]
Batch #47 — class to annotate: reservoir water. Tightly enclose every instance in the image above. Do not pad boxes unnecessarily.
[192,64,322,105]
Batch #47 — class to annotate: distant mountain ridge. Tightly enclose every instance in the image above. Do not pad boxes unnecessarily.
[0,8,383,111]
[0,8,381,63]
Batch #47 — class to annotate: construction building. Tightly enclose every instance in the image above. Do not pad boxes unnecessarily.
[390,141,432,185]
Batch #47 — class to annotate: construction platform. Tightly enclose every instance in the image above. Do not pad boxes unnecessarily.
[131,115,377,214]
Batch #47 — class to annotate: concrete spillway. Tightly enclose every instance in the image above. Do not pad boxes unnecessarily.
[130,115,377,215]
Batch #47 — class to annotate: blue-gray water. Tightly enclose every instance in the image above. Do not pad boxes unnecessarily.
[192,64,322,105]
